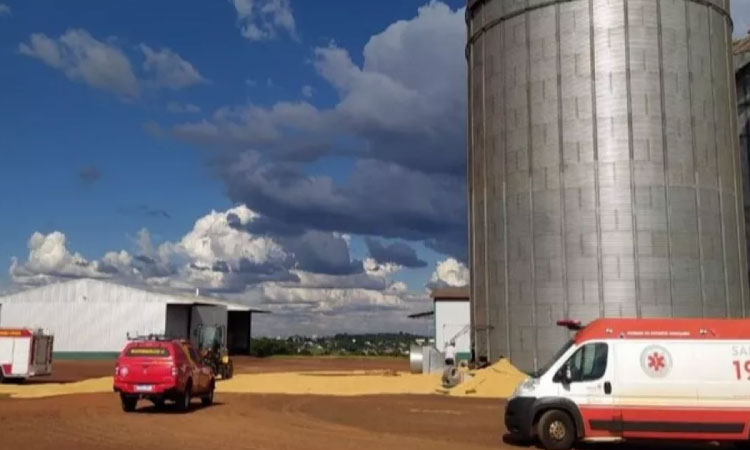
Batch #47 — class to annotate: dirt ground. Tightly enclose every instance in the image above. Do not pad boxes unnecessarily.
[2,357,735,450]
[36,356,407,383]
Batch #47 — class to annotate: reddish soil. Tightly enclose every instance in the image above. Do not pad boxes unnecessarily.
[31,356,407,384]
[0,393,732,450]
[4,358,734,449]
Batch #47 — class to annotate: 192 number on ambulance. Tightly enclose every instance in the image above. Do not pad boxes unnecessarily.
[732,360,750,379]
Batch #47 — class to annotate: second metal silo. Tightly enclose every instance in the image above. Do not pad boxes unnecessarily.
[467,0,749,373]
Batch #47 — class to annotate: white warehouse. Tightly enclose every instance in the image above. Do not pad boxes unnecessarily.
[0,278,265,357]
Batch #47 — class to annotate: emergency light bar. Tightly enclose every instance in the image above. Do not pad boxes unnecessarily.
[556,319,583,331]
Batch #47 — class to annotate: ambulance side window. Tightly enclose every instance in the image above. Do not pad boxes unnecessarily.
[567,343,608,382]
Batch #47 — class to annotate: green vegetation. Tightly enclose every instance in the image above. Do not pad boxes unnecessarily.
[249,333,428,358]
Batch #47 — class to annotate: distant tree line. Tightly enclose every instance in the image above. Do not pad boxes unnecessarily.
[249,332,428,358]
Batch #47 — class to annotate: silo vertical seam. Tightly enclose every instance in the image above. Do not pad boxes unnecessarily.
[481,3,491,358]
[555,1,570,320]
[685,0,707,316]
[589,0,606,318]
[723,14,749,316]
[525,6,539,371]
[624,0,642,317]
[656,0,675,315]
[501,15,511,360]
[706,10,731,316]
[466,8,477,354]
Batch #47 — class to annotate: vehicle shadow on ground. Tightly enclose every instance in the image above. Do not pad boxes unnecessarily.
[502,434,735,449]
[133,402,224,415]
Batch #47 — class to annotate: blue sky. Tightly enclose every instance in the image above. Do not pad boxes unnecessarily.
[4,0,748,335]
[0,0,468,335]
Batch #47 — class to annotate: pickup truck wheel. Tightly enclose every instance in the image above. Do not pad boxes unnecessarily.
[120,395,137,413]
[537,410,575,450]
[201,384,214,407]
[178,384,192,412]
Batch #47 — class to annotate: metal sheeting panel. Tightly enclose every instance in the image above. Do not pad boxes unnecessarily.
[467,0,748,373]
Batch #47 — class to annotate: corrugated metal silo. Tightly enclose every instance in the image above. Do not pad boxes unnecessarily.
[467,0,749,373]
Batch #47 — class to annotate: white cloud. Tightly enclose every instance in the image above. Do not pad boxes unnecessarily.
[301,84,313,98]
[246,78,258,87]
[19,29,206,98]
[10,232,109,285]
[0,4,11,16]
[167,102,201,114]
[429,258,469,288]
[19,29,140,98]
[140,44,207,90]
[9,205,432,332]
[230,0,297,42]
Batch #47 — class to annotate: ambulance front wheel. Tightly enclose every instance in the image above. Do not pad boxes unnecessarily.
[537,409,576,450]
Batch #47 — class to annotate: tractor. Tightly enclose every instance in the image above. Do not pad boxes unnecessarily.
[194,324,234,380]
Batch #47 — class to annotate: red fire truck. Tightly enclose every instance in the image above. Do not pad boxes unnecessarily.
[0,328,54,382]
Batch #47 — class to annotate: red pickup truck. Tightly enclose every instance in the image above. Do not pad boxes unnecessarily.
[113,338,215,412]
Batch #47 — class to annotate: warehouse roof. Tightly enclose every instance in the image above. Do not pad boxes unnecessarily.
[0,278,269,313]
[430,286,469,301]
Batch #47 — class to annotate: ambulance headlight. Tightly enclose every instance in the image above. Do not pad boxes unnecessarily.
[513,377,538,396]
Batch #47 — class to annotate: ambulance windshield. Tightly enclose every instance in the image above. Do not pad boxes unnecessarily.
[530,340,574,378]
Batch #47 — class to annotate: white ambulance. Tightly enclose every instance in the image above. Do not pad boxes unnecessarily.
[505,318,750,450]
[0,328,54,382]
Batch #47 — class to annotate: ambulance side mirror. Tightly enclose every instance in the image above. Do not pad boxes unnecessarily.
[554,363,572,384]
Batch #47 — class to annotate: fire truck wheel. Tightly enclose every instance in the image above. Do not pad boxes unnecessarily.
[537,409,575,450]
[120,395,137,413]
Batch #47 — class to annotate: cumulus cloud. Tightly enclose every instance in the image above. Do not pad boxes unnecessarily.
[10,232,109,285]
[230,0,297,41]
[19,29,205,98]
[365,238,426,268]
[301,84,313,98]
[0,4,11,16]
[167,102,201,114]
[9,206,425,325]
[19,29,140,98]
[428,258,469,289]
[140,44,207,90]
[169,2,468,260]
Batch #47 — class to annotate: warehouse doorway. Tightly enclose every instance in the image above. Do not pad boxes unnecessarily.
[227,311,251,355]
[165,304,191,339]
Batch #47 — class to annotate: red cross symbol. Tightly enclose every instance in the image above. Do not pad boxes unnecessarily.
[647,352,665,372]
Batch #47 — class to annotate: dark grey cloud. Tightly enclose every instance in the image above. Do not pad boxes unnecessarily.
[165,3,468,260]
[365,238,427,268]
[220,155,466,260]
[282,231,363,276]
[78,166,101,184]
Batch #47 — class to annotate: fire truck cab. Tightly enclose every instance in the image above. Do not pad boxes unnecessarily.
[505,318,750,450]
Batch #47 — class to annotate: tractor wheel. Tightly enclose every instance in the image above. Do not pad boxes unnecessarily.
[226,360,234,380]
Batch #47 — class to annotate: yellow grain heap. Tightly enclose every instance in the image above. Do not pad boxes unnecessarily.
[0,360,525,400]
[439,359,526,398]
